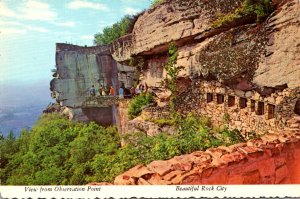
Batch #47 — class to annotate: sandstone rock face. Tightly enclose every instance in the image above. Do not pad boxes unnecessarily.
[110,0,300,140]
[113,130,300,185]
[253,0,300,88]
[112,0,244,61]
[112,0,300,90]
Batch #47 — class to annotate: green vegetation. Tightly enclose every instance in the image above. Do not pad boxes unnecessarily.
[128,93,154,119]
[0,114,121,185]
[222,113,231,124]
[151,0,164,7]
[148,117,177,127]
[128,56,145,70]
[163,43,184,114]
[124,113,245,162]
[94,15,138,45]
[0,113,247,185]
[213,0,273,28]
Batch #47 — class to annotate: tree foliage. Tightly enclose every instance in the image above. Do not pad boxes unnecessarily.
[163,42,184,114]
[1,113,247,185]
[94,15,138,45]
[151,0,164,7]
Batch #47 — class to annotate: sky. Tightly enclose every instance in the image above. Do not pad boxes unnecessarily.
[0,0,151,106]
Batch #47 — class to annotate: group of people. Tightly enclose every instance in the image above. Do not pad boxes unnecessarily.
[89,84,123,98]
[130,83,148,96]
[89,83,148,98]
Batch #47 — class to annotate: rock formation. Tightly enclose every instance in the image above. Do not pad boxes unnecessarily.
[50,44,137,125]
[112,0,300,89]
[111,0,300,135]
[106,0,300,185]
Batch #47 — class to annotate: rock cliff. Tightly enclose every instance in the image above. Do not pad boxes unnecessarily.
[111,0,300,136]
[112,0,300,90]
[50,44,137,125]
[52,44,118,108]
[101,0,300,185]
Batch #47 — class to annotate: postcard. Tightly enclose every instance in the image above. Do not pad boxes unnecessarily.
[0,0,299,198]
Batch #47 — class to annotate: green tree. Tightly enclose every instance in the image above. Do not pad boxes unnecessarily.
[151,0,164,7]
[94,15,137,45]
[163,43,184,114]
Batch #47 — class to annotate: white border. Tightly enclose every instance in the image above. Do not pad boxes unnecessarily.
[1,185,300,198]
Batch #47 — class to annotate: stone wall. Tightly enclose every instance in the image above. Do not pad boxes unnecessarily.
[177,80,300,134]
[83,96,128,108]
[113,130,300,185]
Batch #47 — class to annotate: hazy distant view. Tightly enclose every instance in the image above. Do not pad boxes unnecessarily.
[0,81,53,137]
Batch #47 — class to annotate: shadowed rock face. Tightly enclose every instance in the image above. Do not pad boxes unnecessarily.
[50,44,137,126]
[52,44,118,108]
[82,107,113,126]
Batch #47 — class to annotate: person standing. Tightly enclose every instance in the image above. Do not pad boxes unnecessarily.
[119,87,124,98]
[109,86,115,96]
[135,85,141,95]
[99,84,104,96]
[130,86,135,97]
[89,85,96,96]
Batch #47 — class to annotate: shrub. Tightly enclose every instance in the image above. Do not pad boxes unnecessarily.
[163,43,184,114]
[212,0,273,28]
[128,93,154,119]
[148,117,177,127]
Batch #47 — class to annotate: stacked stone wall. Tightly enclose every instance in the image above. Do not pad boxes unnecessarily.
[177,80,300,134]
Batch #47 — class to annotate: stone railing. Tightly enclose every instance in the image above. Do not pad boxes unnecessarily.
[82,96,128,108]
[56,43,111,55]
[113,130,300,185]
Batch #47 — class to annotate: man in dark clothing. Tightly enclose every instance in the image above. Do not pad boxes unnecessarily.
[89,85,96,96]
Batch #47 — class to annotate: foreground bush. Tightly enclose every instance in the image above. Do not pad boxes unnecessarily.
[128,93,154,119]
[0,114,120,185]
[0,113,246,185]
